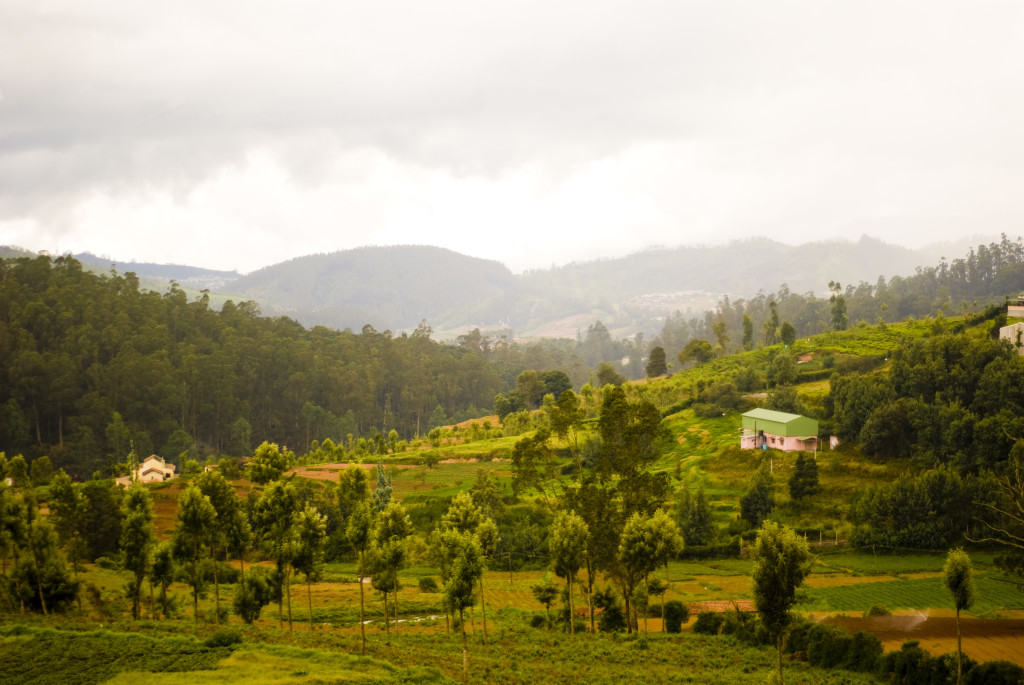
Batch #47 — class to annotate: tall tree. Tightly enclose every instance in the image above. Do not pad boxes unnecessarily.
[740,464,775,528]
[549,510,589,635]
[346,499,373,655]
[293,503,327,632]
[120,483,155,619]
[254,481,301,635]
[788,454,819,501]
[943,549,976,685]
[172,485,216,622]
[248,441,292,485]
[444,530,483,685]
[645,346,667,378]
[751,521,813,685]
[374,500,412,634]
[196,470,241,623]
[476,517,500,644]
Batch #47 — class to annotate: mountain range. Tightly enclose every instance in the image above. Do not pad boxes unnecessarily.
[0,234,996,340]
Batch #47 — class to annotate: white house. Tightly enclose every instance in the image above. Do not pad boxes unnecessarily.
[116,454,176,487]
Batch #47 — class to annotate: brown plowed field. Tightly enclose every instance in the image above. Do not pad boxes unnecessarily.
[826,614,1024,667]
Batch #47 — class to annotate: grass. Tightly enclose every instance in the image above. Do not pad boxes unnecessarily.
[799,573,1024,614]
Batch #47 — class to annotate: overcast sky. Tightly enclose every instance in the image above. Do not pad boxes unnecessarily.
[1,2,1022,274]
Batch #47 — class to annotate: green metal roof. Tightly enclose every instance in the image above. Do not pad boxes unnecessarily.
[741,408,818,437]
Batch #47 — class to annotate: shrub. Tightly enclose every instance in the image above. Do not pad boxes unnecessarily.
[592,586,626,633]
[204,629,243,648]
[529,614,547,629]
[843,631,883,673]
[95,555,122,570]
[233,568,273,625]
[965,660,1024,685]
[663,600,689,633]
[880,640,953,685]
[806,623,851,669]
[418,576,439,593]
[863,604,891,617]
[692,611,724,635]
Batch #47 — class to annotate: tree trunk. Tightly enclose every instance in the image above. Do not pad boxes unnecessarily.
[460,608,469,685]
[479,575,488,644]
[777,634,785,685]
[358,551,366,655]
[308,578,314,633]
[956,607,962,685]
[394,573,401,635]
[286,567,293,636]
[383,590,390,636]
[624,588,633,634]
[643,576,649,634]
[567,576,574,636]
[212,546,220,623]
[586,556,595,633]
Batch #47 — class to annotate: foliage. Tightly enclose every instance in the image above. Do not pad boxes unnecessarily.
[788,454,819,500]
[692,610,724,635]
[739,464,775,528]
[248,442,292,485]
[663,600,688,633]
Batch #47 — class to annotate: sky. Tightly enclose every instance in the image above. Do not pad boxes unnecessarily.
[1,1,1022,274]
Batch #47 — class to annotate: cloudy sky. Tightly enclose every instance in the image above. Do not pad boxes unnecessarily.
[1,2,1022,274]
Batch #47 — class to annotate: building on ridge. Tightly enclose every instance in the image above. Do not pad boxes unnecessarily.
[740,408,819,452]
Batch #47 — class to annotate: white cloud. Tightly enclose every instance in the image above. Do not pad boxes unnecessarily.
[2,1,1023,271]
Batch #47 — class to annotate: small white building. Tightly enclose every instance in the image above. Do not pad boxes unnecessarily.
[999,322,1024,355]
[116,454,176,487]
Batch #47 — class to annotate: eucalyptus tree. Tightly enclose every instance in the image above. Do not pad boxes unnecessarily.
[475,517,500,644]
[196,470,244,622]
[248,441,292,485]
[293,503,327,632]
[345,499,373,655]
[444,530,484,685]
[120,483,156,619]
[150,541,176,618]
[616,510,682,633]
[45,470,86,607]
[254,480,301,634]
[374,500,412,634]
[172,484,217,622]
[944,549,976,685]
[751,521,813,685]
[549,510,589,635]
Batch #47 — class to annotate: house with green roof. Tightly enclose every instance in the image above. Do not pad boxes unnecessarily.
[740,408,819,452]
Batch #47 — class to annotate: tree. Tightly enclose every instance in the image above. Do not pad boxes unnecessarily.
[475,517,500,644]
[443,530,483,684]
[7,455,28,489]
[549,510,589,635]
[142,541,175,620]
[943,549,976,685]
[15,514,79,614]
[742,314,754,351]
[172,484,216,622]
[595,362,626,388]
[751,521,813,685]
[712,316,730,352]
[346,500,373,655]
[371,459,392,511]
[196,470,242,623]
[254,480,300,634]
[679,339,714,366]
[374,500,412,634]
[740,464,775,528]
[531,578,559,628]
[829,280,848,331]
[646,346,667,378]
[779,321,797,347]
[676,485,716,546]
[248,441,291,485]
[788,454,819,501]
[546,390,584,474]
[120,483,155,619]
[293,504,327,632]
[234,567,273,624]
[30,456,53,487]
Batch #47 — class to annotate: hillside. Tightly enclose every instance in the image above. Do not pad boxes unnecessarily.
[217,235,999,338]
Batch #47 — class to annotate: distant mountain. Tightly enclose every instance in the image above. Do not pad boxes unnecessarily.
[216,236,998,339]
[72,252,241,291]
[225,246,519,333]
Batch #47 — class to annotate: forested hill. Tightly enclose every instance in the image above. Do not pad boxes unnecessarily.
[217,236,992,338]
[0,254,564,479]
[225,246,521,333]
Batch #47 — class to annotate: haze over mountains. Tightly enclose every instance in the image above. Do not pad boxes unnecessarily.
[1,234,998,340]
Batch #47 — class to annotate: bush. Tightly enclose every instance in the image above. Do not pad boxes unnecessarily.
[529,613,547,629]
[592,586,626,633]
[863,604,891,617]
[806,623,851,669]
[692,611,724,635]
[233,568,273,625]
[879,640,953,685]
[204,629,243,648]
[418,576,439,593]
[662,601,688,633]
[843,631,883,673]
[965,660,1024,685]
[95,555,122,570]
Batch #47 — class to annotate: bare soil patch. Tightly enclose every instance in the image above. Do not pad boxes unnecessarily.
[825,614,1024,667]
